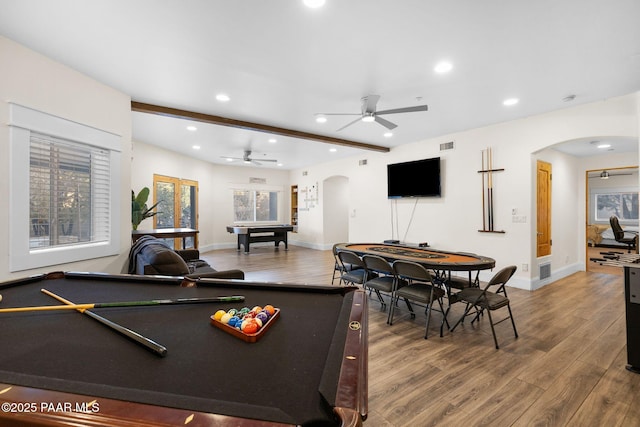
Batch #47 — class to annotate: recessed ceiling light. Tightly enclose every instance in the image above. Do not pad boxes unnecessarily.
[216,93,230,102]
[597,144,611,149]
[268,138,277,143]
[303,0,325,8]
[503,98,519,106]
[384,132,393,138]
[192,145,200,150]
[434,61,453,73]
[277,163,283,167]
[361,114,375,123]
[315,116,327,123]
[225,158,233,162]
[329,148,337,152]
[186,126,197,131]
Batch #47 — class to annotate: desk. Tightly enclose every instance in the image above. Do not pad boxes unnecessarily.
[0,272,367,426]
[226,224,295,253]
[336,243,495,272]
[131,227,199,249]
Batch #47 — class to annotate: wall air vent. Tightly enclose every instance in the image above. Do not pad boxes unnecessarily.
[249,177,266,184]
[539,263,551,280]
[440,141,455,151]
[359,159,368,166]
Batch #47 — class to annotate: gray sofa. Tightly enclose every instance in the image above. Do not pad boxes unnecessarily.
[128,235,244,279]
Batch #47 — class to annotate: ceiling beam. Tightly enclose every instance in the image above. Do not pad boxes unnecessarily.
[131,101,390,153]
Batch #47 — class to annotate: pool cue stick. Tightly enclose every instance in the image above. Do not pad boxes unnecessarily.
[487,147,493,231]
[41,289,168,357]
[481,149,486,231]
[0,294,245,314]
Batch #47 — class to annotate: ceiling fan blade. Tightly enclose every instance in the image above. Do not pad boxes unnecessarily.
[362,95,380,113]
[376,104,429,115]
[336,117,363,132]
[375,116,397,130]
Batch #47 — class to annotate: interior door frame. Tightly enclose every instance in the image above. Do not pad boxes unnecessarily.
[585,165,638,271]
[152,174,199,249]
[537,160,552,258]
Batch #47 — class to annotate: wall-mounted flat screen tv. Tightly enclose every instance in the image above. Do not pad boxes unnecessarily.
[387,157,441,198]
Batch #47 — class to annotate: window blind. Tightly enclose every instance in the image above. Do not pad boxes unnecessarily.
[29,133,110,249]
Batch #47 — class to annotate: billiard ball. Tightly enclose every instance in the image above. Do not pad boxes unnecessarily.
[263,305,275,316]
[220,312,232,324]
[228,316,240,327]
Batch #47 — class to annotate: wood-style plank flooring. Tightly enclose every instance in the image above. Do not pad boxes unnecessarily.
[201,244,640,427]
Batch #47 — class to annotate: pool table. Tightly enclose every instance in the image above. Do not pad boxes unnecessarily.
[226,225,295,253]
[0,272,367,426]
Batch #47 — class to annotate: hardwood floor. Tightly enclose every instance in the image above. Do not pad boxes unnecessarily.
[201,244,640,427]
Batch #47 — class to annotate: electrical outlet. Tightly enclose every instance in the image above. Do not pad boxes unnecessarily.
[522,263,529,272]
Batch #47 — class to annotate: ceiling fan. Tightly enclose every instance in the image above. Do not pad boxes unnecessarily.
[316,95,428,131]
[221,150,278,166]
[589,169,636,179]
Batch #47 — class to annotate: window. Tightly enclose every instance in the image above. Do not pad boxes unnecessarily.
[9,103,121,272]
[596,192,639,222]
[29,134,110,249]
[233,190,278,222]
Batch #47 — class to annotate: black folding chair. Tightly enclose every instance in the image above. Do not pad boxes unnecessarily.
[450,265,518,349]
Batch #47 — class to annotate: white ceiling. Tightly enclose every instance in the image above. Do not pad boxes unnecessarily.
[1,0,639,169]
[551,136,639,157]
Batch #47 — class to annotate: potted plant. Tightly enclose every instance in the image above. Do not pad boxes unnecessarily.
[131,187,160,230]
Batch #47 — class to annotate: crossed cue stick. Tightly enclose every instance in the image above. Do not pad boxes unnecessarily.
[0,291,245,357]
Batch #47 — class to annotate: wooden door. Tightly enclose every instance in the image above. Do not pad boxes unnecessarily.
[537,161,552,257]
[153,174,199,249]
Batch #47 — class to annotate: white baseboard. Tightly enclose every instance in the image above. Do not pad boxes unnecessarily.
[529,262,581,290]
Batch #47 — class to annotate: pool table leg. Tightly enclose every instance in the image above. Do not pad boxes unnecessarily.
[237,235,250,253]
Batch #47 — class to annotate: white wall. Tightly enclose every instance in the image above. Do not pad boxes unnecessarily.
[289,93,640,290]
[0,36,132,280]
[132,141,291,251]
